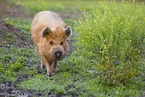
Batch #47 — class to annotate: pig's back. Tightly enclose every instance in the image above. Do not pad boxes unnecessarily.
[31,11,66,32]
[31,11,66,44]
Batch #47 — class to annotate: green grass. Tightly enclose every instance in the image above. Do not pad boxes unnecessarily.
[0,46,38,82]
[0,0,145,96]
[12,0,99,12]
[6,18,32,32]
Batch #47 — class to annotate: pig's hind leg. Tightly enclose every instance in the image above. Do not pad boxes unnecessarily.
[41,61,43,68]
[52,62,57,72]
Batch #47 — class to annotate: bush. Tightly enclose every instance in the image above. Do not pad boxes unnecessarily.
[74,1,145,85]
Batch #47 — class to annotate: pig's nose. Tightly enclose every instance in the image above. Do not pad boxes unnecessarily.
[54,51,62,58]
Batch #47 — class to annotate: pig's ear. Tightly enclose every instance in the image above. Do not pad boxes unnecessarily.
[41,26,52,37]
[64,26,72,38]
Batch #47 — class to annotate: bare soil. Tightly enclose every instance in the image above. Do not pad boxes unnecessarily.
[0,20,31,48]
[0,0,33,19]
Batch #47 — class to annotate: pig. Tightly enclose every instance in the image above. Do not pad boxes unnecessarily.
[31,11,72,76]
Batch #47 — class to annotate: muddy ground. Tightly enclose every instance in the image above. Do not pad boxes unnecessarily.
[0,1,49,97]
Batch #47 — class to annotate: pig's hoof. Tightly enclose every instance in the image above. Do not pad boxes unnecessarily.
[41,65,43,68]
[47,73,50,76]
[47,73,53,76]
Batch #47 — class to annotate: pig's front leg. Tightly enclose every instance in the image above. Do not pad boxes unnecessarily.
[46,62,52,76]
[41,61,43,68]
[40,56,52,76]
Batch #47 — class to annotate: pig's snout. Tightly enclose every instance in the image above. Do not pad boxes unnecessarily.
[54,50,62,59]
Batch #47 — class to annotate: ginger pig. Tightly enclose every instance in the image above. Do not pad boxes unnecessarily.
[31,11,72,76]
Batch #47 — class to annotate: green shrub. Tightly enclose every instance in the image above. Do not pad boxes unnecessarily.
[74,1,145,85]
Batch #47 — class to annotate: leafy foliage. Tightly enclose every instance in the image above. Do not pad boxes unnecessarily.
[74,1,145,85]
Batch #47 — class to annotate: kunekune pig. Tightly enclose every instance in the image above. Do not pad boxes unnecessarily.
[31,11,72,76]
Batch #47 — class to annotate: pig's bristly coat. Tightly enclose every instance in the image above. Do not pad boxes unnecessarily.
[31,11,72,75]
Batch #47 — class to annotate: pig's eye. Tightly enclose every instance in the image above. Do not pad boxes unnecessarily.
[60,41,63,45]
[49,41,54,45]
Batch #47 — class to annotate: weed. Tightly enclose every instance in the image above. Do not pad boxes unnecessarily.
[74,0,145,86]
